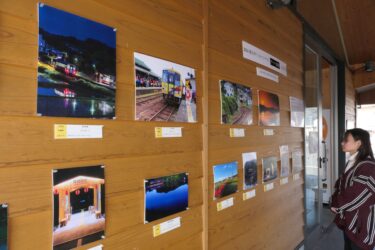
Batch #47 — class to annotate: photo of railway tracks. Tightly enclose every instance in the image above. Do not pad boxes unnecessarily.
[220,80,253,125]
[135,52,197,123]
[37,4,116,118]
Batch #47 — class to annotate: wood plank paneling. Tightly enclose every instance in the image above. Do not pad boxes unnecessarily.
[0,0,204,249]
[207,0,304,249]
[0,0,305,249]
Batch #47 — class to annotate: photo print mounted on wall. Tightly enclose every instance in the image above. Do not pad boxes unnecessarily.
[134,52,197,123]
[290,97,305,127]
[242,152,258,190]
[292,148,303,173]
[0,204,8,250]
[258,90,280,126]
[279,145,290,177]
[213,161,238,199]
[37,4,116,118]
[52,165,105,250]
[220,80,253,125]
[262,157,278,183]
[144,173,189,223]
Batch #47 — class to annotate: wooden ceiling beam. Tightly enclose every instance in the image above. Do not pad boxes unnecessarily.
[354,70,375,89]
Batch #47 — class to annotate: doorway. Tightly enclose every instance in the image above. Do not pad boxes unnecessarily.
[304,34,339,247]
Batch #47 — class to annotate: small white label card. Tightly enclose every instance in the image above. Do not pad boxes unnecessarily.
[153,217,181,237]
[230,128,245,137]
[88,245,103,250]
[263,129,274,136]
[280,177,289,185]
[217,197,234,211]
[54,124,103,139]
[293,173,300,181]
[243,189,256,201]
[155,127,182,138]
[264,182,274,192]
[256,67,279,83]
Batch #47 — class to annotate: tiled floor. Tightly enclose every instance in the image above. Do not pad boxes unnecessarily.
[311,224,344,250]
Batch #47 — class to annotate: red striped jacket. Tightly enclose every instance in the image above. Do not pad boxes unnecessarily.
[331,160,375,250]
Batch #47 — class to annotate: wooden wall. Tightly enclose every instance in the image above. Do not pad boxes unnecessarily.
[0,0,305,249]
[0,0,204,249]
[206,1,304,250]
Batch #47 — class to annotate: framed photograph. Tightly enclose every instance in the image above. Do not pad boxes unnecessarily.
[135,52,196,123]
[290,97,305,127]
[52,165,105,250]
[292,148,303,173]
[279,145,290,177]
[242,152,258,190]
[258,90,280,126]
[38,4,116,118]
[220,80,253,125]
[144,173,188,223]
[213,161,238,199]
[0,204,7,250]
[262,157,278,183]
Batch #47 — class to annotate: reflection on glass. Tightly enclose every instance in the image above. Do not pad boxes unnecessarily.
[304,47,320,234]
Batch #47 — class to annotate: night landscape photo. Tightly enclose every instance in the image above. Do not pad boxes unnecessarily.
[258,90,280,126]
[0,204,7,250]
[38,4,116,118]
[242,152,258,190]
[213,161,238,199]
[144,173,189,223]
[53,165,105,250]
[220,80,253,125]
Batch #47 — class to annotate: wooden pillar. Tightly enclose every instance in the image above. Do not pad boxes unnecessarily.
[58,191,66,223]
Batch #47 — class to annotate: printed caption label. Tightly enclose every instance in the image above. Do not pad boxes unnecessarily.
[230,128,245,137]
[243,189,256,200]
[54,124,103,139]
[217,197,234,211]
[155,127,182,138]
[264,182,274,192]
[153,217,181,237]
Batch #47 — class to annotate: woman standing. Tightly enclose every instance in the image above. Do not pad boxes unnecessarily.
[331,128,375,250]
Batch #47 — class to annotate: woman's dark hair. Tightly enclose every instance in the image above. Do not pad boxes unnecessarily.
[344,128,374,165]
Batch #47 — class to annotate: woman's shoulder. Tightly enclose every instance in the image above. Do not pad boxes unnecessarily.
[355,159,375,176]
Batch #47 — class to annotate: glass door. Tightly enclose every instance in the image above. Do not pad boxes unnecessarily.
[304,45,321,234]
[304,35,338,243]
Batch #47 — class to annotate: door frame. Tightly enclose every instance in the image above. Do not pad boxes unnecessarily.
[303,32,339,240]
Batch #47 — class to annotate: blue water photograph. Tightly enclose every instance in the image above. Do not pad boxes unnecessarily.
[0,204,7,250]
[144,173,189,223]
[37,4,116,118]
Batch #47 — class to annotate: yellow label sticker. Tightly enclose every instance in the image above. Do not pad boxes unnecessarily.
[217,202,222,211]
[153,224,161,237]
[54,124,67,139]
[229,129,234,137]
[155,127,163,138]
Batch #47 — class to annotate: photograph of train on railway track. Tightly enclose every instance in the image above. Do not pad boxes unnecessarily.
[220,80,253,125]
[258,90,280,126]
[37,4,116,118]
[134,52,197,123]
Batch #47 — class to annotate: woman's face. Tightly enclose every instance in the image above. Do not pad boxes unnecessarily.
[341,134,361,154]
